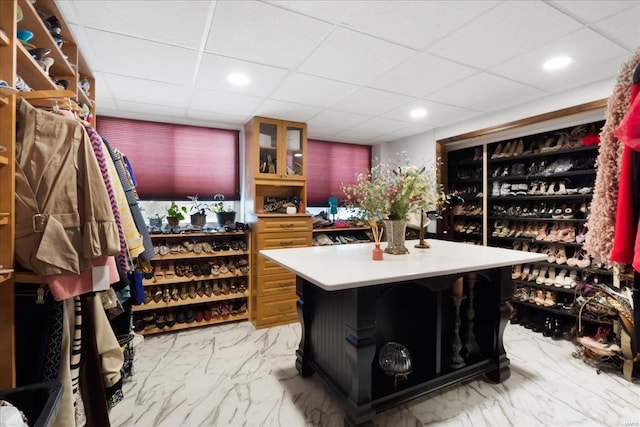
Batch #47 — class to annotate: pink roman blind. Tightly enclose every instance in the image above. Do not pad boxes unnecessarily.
[97,117,240,200]
[306,139,371,207]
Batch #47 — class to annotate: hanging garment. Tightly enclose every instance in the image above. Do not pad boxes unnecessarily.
[84,124,129,273]
[102,137,155,262]
[15,99,120,276]
[584,49,640,263]
[611,82,640,269]
[100,140,145,262]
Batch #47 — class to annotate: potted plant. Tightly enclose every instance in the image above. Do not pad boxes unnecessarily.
[211,193,236,227]
[166,202,187,228]
[188,195,208,227]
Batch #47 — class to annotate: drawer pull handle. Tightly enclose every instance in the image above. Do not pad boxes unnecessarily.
[278,305,292,312]
[280,241,295,246]
[279,223,294,228]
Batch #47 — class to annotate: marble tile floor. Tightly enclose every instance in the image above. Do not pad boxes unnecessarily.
[110,322,640,427]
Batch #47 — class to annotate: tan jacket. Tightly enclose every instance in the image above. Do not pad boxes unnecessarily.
[15,99,120,275]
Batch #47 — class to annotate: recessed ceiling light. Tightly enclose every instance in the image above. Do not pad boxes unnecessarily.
[410,108,427,118]
[227,73,250,86]
[543,56,572,71]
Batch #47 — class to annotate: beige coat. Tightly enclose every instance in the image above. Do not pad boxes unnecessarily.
[15,99,120,275]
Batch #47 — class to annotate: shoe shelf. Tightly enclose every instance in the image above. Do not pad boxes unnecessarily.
[488,194,591,202]
[487,169,596,182]
[132,289,250,312]
[511,299,613,325]
[487,143,599,164]
[513,279,576,294]
[443,146,484,244]
[488,216,587,223]
[141,229,252,334]
[0,155,8,165]
[0,30,8,46]
[137,311,249,336]
[490,236,583,248]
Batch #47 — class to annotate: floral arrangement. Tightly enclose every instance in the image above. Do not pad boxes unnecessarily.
[342,153,445,221]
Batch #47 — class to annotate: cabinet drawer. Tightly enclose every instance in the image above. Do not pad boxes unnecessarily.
[257,256,294,276]
[256,272,296,296]
[255,294,298,327]
[257,231,312,250]
[257,217,312,233]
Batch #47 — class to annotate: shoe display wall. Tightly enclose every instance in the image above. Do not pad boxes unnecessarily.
[132,229,251,335]
[485,120,618,339]
[443,146,484,245]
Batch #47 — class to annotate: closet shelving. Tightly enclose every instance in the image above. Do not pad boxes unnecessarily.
[0,0,18,390]
[444,146,484,245]
[132,231,252,335]
[0,0,97,387]
[312,225,372,246]
[484,120,618,331]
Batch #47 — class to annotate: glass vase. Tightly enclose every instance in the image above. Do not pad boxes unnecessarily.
[384,219,409,255]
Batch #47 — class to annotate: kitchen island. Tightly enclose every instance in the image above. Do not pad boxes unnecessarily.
[260,239,547,426]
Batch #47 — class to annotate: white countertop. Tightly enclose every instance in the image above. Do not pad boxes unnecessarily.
[260,239,548,291]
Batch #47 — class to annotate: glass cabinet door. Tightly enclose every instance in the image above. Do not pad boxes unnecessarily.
[259,122,278,176]
[285,123,304,176]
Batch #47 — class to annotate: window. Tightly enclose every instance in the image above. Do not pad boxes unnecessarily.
[306,139,371,207]
[97,117,239,201]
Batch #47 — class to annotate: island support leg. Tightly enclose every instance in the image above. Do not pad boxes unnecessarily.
[343,288,378,427]
[296,278,314,377]
[486,267,511,383]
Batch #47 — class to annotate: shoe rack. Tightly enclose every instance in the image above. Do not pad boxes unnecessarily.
[132,230,251,335]
[442,146,484,245]
[485,120,618,336]
[312,215,372,246]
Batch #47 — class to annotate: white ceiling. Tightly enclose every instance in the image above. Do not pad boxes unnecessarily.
[55,0,640,144]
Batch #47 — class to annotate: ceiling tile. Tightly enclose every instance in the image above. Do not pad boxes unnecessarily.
[331,88,416,116]
[490,28,629,91]
[253,100,323,123]
[307,109,370,130]
[186,109,247,127]
[427,73,546,112]
[382,101,482,128]
[104,74,191,108]
[113,100,187,118]
[548,1,637,23]
[69,1,213,49]
[84,28,199,83]
[593,4,640,51]
[267,1,498,50]
[189,89,263,116]
[368,52,479,97]
[297,27,416,85]
[346,117,414,137]
[270,73,360,108]
[205,1,332,68]
[194,53,288,97]
[428,1,583,69]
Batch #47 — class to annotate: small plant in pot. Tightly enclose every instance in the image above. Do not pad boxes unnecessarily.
[211,193,236,228]
[188,195,209,227]
[166,203,187,229]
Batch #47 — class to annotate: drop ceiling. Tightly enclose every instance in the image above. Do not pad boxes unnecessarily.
[55,0,640,144]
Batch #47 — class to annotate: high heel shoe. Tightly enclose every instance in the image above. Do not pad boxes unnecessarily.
[520,264,531,280]
[554,269,567,287]
[512,264,523,279]
[545,267,557,286]
[536,266,549,284]
[528,266,540,282]
[491,143,504,159]
[555,245,567,264]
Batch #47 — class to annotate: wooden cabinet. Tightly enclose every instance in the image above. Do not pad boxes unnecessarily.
[133,231,252,335]
[252,215,312,329]
[244,116,313,329]
[245,116,307,182]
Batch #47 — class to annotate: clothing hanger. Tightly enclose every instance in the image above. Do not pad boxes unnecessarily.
[633,62,640,84]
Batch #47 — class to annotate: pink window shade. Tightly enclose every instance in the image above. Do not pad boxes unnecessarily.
[307,139,371,207]
[97,117,240,200]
